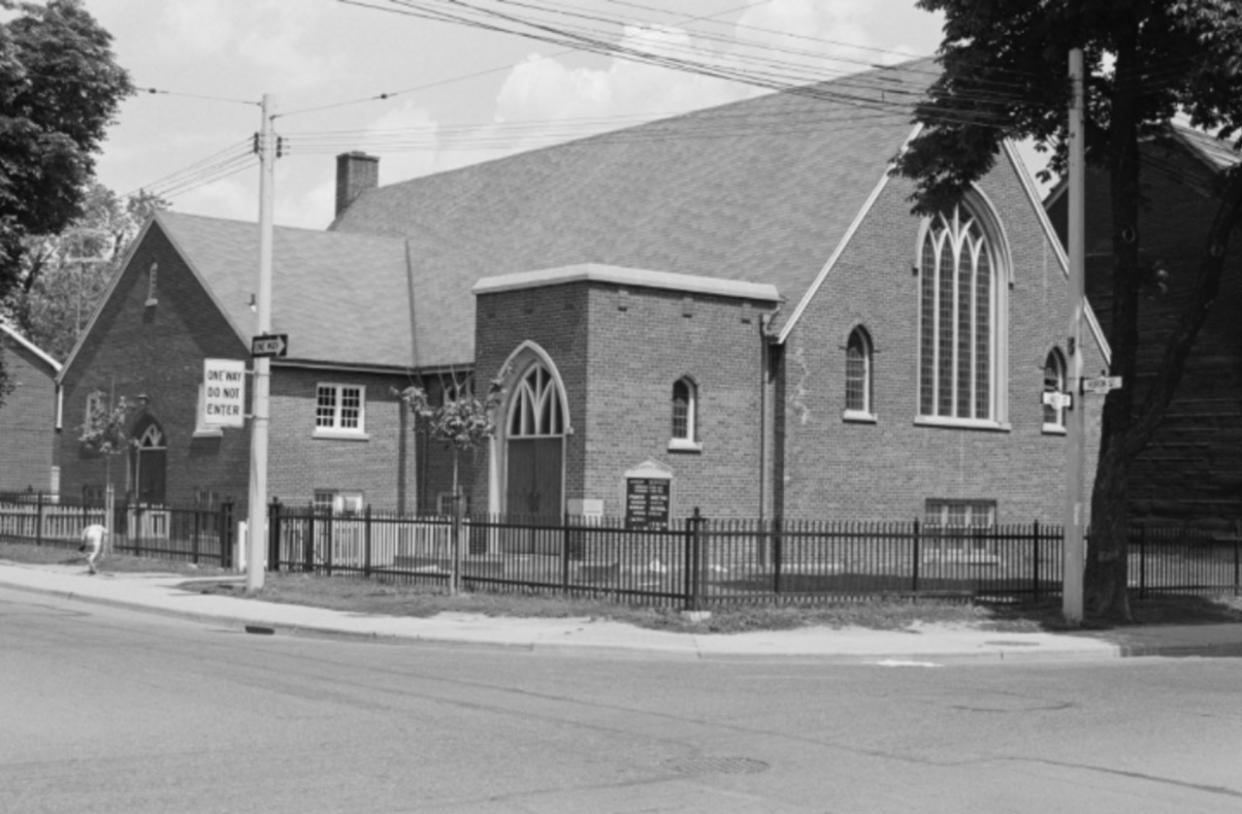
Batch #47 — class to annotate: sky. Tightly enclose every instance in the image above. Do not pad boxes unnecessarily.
[82,0,952,230]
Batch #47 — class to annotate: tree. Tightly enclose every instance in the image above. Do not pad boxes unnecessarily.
[895,0,1242,620]
[0,0,132,382]
[400,374,504,594]
[5,183,167,361]
[79,392,136,555]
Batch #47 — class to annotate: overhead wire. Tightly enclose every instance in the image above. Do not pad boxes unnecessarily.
[127,0,1235,203]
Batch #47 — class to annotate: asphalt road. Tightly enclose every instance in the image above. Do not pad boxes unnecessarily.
[3,586,1241,814]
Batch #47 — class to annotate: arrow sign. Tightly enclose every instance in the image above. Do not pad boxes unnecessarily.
[251,333,288,358]
[1042,391,1073,410]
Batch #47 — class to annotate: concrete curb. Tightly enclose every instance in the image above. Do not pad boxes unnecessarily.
[3,563,1237,663]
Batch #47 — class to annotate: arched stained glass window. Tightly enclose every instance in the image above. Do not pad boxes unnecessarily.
[918,205,999,421]
[508,364,563,438]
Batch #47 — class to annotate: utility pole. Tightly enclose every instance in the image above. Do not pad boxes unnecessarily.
[1063,49,1087,624]
[247,93,275,592]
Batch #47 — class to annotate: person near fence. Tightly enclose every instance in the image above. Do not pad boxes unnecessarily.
[79,524,107,575]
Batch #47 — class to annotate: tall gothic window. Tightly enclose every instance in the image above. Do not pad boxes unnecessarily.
[918,204,1000,422]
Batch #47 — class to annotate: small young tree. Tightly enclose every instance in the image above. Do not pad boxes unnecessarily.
[78,393,136,554]
[399,375,503,594]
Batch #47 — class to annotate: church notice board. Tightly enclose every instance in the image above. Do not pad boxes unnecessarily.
[625,477,670,530]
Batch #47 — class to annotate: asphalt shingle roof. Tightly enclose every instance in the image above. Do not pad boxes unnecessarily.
[330,61,935,365]
[157,211,413,369]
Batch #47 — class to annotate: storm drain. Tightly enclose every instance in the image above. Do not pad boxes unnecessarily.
[662,756,770,776]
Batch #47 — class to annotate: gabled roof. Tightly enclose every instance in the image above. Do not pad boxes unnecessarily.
[1171,124,1242,172]
[1,323,61,376]
[331,61,939,355]
[156,211,414,370]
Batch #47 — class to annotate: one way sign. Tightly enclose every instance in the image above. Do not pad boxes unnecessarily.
[251,333,288,358]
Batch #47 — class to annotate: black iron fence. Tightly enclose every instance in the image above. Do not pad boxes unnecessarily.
[263,503,1242,608]
[4,492,1238,606]
[0,492,234,568]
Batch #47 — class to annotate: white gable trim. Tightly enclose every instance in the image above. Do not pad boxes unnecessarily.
[474,263,779,302]
[776,123,922,345]
[1,323,61,373]
[1001,140,1112,364]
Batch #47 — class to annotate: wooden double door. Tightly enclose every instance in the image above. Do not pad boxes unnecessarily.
[504,437,562,554]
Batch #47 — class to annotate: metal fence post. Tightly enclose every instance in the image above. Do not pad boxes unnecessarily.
[772,517,783,596]
[304,503,315,572]
[364,504,373,578]
[221,500,234,569]
[911,519,921,594]
[1138,523,1147,600]
[267,499,280,572]
[1233,520,1240,597]
[324,506,335,577]
[192,507,201,564]
[684,507,703,611]
[35,491,44,546]
[560,513,571,591]
[1032,519,1041,601]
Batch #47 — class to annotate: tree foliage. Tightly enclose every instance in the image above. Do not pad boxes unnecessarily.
[4,183,167,361]
[0,0,132,298]
[896,0,1242,619]
[78,393,136,456]
[399,375,504,453]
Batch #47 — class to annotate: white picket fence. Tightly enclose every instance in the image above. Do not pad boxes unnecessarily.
[276,512,455,570]
[0,499,105,544]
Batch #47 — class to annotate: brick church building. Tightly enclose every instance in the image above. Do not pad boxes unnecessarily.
[55,62,1108,530]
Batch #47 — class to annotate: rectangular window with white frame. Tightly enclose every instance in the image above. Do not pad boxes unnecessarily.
[924,498,997,559]
[314,383,366,438]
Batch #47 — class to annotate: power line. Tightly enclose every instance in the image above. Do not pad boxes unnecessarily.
[134,86,261,107]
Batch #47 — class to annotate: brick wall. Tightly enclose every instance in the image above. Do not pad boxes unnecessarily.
[778,162,1106,523]
[58,224,418,514]
[267,367,416,511]
[474,280,774,520]
[58,226,251,507]
[0,337,58,492]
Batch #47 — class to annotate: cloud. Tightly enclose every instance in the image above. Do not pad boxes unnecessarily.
[490,24,753,144]
[154,0,341,90]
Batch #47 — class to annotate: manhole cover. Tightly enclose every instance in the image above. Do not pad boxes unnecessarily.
[662,756,770,776]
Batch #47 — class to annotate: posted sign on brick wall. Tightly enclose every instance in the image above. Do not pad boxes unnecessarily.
[202,359,246,428]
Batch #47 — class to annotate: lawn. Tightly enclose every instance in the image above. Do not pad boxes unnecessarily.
[3,539,1240,634]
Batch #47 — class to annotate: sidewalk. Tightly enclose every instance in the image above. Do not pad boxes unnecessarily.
[2,561,1240,662]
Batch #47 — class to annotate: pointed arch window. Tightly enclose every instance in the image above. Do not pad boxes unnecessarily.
[917,203,1007,427]
[669,377,701,452]
[844,326,874,420]
[509,364,563,437]
[1043,348,1067,432]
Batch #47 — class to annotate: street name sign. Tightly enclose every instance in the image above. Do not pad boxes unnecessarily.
[1081,375,1122,395]
[202,358,246,428]
[251,333,288,358]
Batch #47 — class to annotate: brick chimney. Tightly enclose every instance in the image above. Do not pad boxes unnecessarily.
[335,152,379,216]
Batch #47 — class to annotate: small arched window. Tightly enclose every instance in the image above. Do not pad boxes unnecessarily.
[669,377,701,451]
[1043,348,1067,431]
[844,326,873,418]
